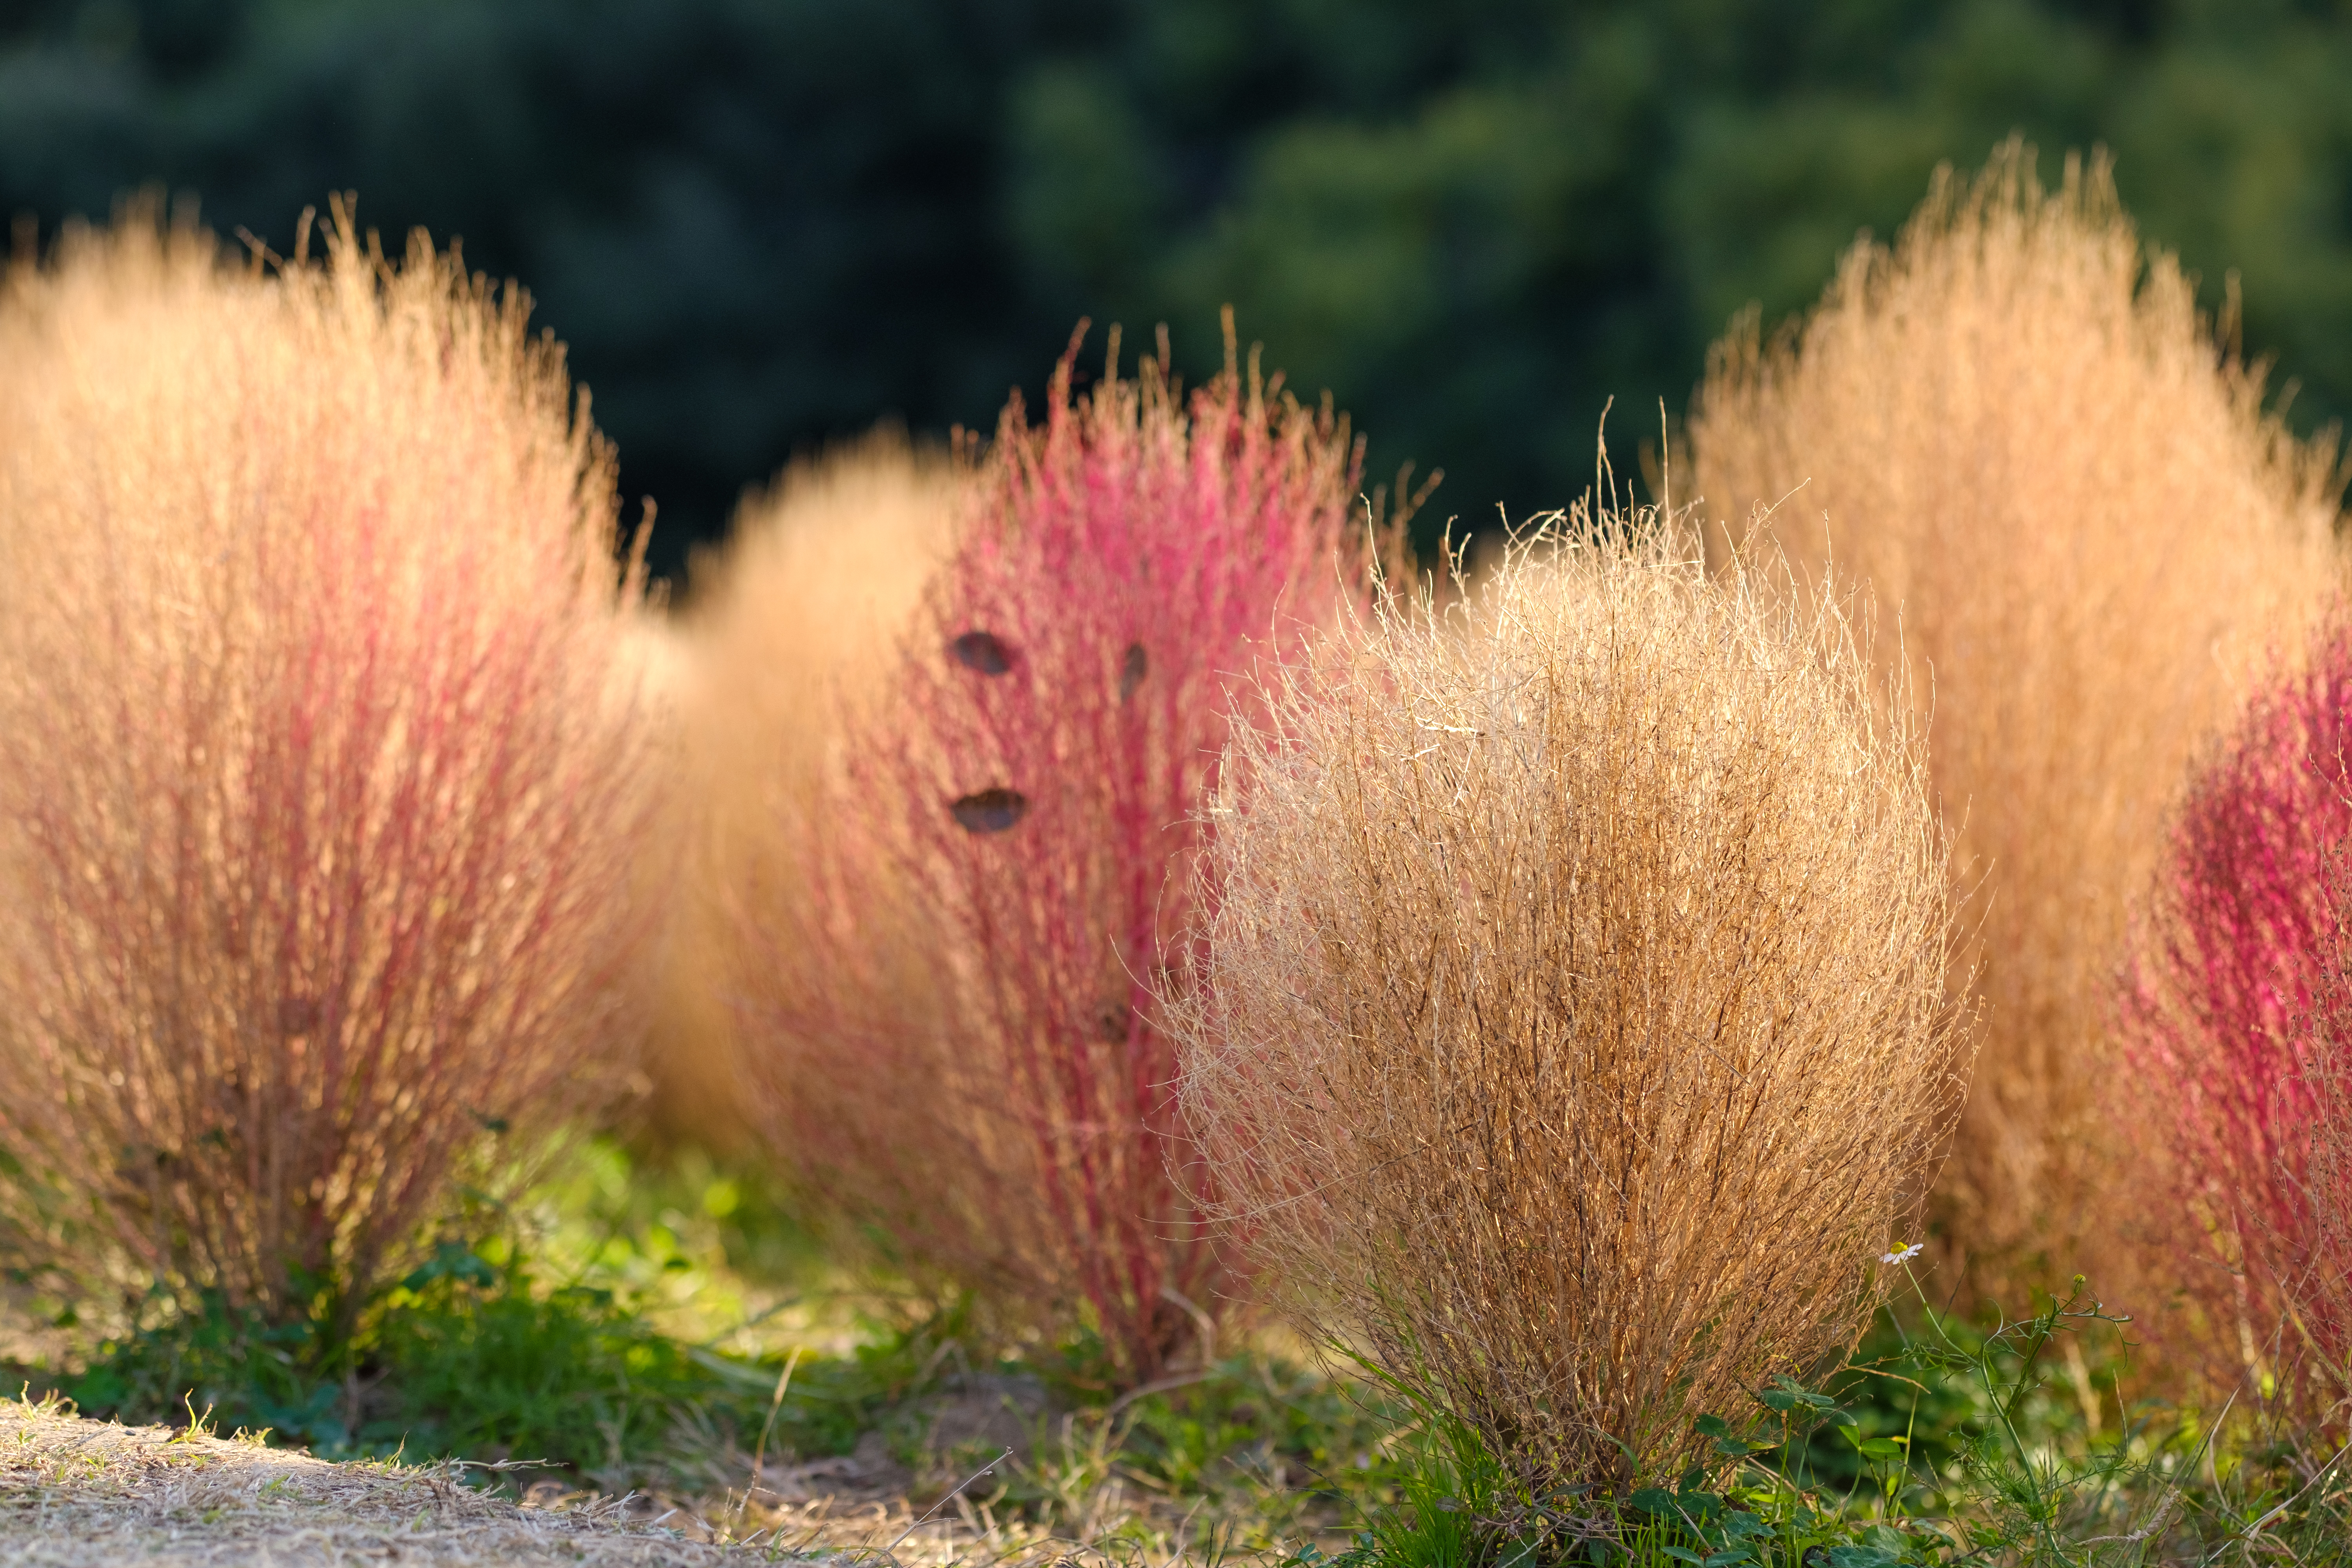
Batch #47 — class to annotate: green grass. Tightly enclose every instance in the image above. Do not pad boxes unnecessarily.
[15,1143,2352,1564]
[1321,1276,2352,1568]
[3,1138,1412,1534]
[7,1139,862,1476]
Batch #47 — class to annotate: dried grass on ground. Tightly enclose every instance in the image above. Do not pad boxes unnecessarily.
[0,1392,1325,1568]
[0,1397,753,1568]
[0,203,666,1338]
[648,436,955,1149]
[1690,141,2346,1294]
[1173,517,1962,1492]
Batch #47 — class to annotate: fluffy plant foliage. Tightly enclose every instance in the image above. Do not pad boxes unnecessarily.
[742,325,1372,1384]
[1690,141,2344,1286]
[2122,618,2352,1412]
[649,436,955,1149]
[1171,518,1963,1493]
[0,205,665,1341]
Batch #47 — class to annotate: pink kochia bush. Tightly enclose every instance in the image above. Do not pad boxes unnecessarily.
[0,207,666,1341]
[2123,615,2352,1410]
[743,325,1376,1383]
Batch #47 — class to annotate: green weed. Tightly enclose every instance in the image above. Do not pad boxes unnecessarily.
[1312,1268,2352,1568]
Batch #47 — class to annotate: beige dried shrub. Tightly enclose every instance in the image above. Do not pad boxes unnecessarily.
[1690,142,2345,1287]
[1172,515,1963,1492]
[0,204,665,1337]
[646,437,954,1148]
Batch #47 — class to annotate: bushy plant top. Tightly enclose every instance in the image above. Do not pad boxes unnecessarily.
[648,436,956,1151]
[0,201,666,1351]
[737,317,1385,1385]
[1693,140,2345,1295]
[1173,514,1963,1494]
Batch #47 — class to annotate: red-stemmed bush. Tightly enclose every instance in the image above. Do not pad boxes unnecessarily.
[740,323,1383,1383]
[2123,614,2352,1410]
[0,205,665,1345]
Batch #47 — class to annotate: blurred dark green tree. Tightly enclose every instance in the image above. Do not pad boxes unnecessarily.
[5,0,2348,575]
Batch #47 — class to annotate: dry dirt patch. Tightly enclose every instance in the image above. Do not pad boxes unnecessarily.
[0,1398,771,1566]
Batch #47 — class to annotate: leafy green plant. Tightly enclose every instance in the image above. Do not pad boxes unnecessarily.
[364,1239,750,1478]
[57,1288,356,1454]
[1315,1270,2228,1568]
[1881,1279,2147,1559]
[1354,1417,1507,1568]
[44,1238,756,1474]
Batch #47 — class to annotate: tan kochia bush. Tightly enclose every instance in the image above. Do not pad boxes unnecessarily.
[1172,519,1964,1492]
[0,206,665,1337]
[1690,142,2344,1279]
[648,437,953,1148]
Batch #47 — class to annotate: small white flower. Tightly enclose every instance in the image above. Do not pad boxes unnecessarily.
[1880,1242,1924,1265]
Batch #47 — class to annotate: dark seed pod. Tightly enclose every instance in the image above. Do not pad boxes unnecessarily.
[949,630,1014,675]
[1118,642,1147,702]
[950,788,1028,833]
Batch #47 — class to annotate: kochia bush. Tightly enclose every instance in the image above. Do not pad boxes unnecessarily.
[741,325,1378,1383]
[1171,520,1963,1492]
[2122,617,2352,1410]
[648,436,954,1151]
[0,206,665,1343]
[1691,142,2343,1290]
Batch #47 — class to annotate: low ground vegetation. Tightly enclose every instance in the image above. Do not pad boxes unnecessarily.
[13,1143,2352,1564]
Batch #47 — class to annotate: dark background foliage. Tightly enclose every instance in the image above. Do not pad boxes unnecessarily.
[5,0,2349,579]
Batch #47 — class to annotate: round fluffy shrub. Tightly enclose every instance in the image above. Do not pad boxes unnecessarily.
[2122,615,2352,1411]
[1172,520,1963,1491]
[738,328,1380,1383]
[0,205,665,1342]
[1692,143,2341,1287]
